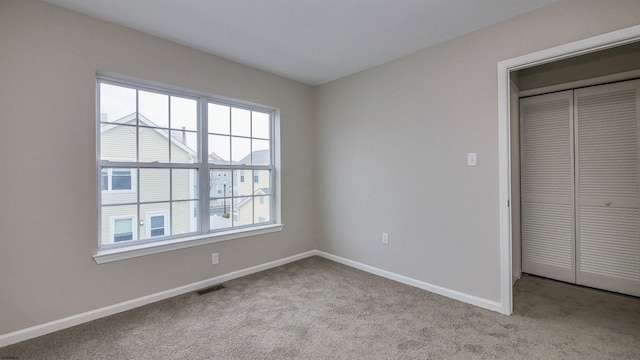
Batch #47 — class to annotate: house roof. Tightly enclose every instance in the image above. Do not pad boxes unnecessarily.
[238,149,270,165]
[236,188,270,209]
[101,113,201,160]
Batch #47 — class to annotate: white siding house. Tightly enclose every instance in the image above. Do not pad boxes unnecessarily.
[100,113,198,245]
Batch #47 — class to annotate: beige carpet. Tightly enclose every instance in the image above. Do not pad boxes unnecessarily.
[2,256,639,359]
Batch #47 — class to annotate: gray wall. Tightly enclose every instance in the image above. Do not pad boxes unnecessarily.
[0,0,316,335]
[314,0,640,303]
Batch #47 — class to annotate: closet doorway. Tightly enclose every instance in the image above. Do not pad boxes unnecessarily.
[520,79,640,297]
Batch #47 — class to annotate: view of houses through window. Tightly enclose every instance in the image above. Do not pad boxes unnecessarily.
[98,78,274,247]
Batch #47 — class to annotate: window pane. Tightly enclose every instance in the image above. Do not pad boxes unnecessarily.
[254,196,271,224]
[150,215,164,228]
[172,169,198,201]
[171,96,197,131]
[209,135,230,164]
[171,130,198,163]
[139,90,169,128]
[101,169,108,190]
[140,203,170,240]
[100,204,136,245]
[101,124,136,161]
[231,108,250,137]
[252,111,270,139]
[233,197,253,226]
[233,170,253,197]
[151,228,164,237]
[231,137,251,164]
[100,83,135,123]
[209,169,232,198]
[139,168,170,202]
[251,140,270,165]
[255,170,271,194]
[209,198,228,217]
[139,126,170,163]
[210,193,234,230]
[101,168,137,205]
[114,218,133,234]
[208,103,230,135]
[172,200,198,236]
[112,169,132,190]
[114,232,133,243]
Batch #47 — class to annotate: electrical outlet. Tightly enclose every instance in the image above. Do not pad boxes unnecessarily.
[382,233,389,245]
[211,253,219,265]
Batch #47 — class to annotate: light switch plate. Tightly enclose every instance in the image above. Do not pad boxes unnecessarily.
[467,152,477,166]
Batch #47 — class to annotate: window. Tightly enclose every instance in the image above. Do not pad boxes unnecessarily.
[208,102,274,231]
[97,77,278,254]
[147,212,168,238]
[111,216,136,243]
[101,169,108,190]
[101,168,135,192]
[112,169,132,190]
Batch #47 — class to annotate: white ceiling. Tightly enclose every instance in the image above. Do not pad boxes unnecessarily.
[44,0,559,85]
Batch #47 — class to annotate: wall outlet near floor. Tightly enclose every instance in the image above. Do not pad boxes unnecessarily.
[211,253,219,265]
[382,233,389,245]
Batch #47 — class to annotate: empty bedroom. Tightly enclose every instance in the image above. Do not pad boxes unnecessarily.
[1,0,639,358]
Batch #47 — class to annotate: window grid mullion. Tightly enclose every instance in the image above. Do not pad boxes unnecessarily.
[135,89,141,242]
[168,95,172,164]
[199,97,210,234]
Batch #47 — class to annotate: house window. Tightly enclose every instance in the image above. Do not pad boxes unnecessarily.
[101,168,135,192]
[101,169,108,190]
[147,213,168,238]
[97,76,279,254]
[112,169,132,190]
[111,216,136,243]
[254,174,259,183]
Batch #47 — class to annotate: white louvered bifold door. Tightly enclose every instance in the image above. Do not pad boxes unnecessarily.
[520,91,576,283]
[575,80,640,297]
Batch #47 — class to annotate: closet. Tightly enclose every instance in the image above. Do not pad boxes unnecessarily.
[520,79,640,297]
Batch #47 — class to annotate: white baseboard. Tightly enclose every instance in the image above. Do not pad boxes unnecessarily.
[1,249,505,347]
[315,251,503,313]
[0,250,317,348]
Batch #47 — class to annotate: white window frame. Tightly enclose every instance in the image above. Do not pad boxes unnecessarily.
[110,215,138,243]
[94,75,283,264]
[207,100,276,233]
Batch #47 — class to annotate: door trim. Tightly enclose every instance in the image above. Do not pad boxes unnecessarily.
[497,24,640,315]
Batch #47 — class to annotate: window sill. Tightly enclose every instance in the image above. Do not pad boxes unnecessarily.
[93,224,284,264]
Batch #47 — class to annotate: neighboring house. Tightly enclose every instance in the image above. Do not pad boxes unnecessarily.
[235,150,271,224]
[101,113,273,240]
[100,113,198,245]
[209,149,272,228]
